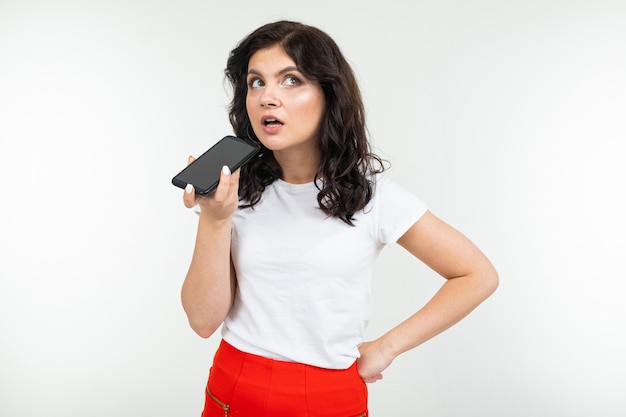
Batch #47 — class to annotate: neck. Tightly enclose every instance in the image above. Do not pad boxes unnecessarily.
[274,149,321,184]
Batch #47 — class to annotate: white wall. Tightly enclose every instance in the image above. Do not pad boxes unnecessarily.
[1,1,624,415]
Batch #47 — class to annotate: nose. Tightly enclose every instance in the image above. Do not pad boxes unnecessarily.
[260,85,280,108]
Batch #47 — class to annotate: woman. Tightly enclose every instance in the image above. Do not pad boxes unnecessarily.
[180,20,498,417]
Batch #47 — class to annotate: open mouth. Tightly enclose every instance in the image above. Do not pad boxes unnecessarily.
[262,117,284,127]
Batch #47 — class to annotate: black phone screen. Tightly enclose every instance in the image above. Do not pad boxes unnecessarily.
[171,136,260,195]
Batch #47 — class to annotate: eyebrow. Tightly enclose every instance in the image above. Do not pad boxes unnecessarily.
[247,66,302,77]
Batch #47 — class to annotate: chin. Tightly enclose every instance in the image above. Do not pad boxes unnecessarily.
[257,137,285,151]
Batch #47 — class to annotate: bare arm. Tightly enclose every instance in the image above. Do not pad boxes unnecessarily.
[180,164,240,338]
[358,210,499,382]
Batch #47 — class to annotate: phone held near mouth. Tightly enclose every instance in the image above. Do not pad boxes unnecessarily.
[172,135,261,195]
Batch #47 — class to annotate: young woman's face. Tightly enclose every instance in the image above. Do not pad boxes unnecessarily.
[246,45,325,156]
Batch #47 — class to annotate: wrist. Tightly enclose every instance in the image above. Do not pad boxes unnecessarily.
[376,335,402,362]
[197,210,232,231]
[378,324,421,360]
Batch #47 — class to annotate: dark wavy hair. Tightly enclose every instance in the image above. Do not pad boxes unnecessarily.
[225,20,387,225]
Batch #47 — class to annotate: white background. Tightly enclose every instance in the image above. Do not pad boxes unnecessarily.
[1,0,625,416]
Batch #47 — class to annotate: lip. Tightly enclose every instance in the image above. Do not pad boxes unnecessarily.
[260,114,284,134]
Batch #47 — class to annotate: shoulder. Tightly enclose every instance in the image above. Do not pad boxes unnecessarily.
[371,173,426,206]
[367,173,429,244]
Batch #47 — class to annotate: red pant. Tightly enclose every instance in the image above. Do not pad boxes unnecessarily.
[202,340,368,417]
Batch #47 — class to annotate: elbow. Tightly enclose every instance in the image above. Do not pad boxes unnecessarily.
[195,329,215,339]
[189,319,221,339]
[482,263,499,298]
[182,303,226,339]
[181,290,231,339]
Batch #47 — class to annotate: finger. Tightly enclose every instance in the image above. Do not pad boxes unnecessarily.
[212,165,232,202]
[187,155,196,165]
[229,168,241,193]
[182,183,197,208]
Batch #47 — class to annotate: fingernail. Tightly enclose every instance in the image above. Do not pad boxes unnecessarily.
[222,165,231,176]
[185,183,193,194]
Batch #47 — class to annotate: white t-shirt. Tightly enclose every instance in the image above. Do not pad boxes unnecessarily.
[222,174,428,369]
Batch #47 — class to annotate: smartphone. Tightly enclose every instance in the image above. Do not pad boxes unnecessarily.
[171,135,261,195]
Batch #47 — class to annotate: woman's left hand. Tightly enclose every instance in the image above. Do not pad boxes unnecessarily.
[357,340,393,383]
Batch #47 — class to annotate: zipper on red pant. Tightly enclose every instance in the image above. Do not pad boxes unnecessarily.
[206,386,230,417]
[207,385,366,417]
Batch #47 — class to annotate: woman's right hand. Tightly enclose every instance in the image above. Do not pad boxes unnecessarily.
[182,156,241,223]
[181,155,240,338]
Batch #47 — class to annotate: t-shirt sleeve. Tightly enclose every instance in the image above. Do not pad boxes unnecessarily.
[375,175,428,245]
